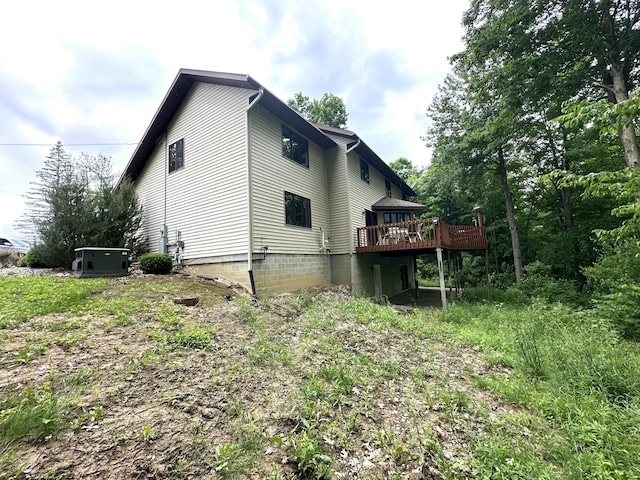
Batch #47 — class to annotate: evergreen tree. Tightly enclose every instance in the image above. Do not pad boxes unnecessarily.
[20,143,144,268]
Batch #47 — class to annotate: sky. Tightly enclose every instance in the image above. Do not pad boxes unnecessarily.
[0,0,469,238]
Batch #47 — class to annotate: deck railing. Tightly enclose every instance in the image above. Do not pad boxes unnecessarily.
[356,218,487,253]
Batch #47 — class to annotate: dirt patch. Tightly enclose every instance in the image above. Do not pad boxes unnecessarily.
[0,277,517,479]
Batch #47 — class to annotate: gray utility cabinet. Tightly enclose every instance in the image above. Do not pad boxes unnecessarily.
[72,247,130,277]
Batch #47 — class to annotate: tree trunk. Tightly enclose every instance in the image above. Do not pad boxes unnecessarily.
[610,65,640,169]
[497,146,524,285]
[602,6,640,169]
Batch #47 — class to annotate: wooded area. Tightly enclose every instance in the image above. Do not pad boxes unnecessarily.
[399,0,640,338]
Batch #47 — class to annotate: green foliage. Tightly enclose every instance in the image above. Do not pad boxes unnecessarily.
[19,144,144,269]
[0,384,68,448]
[287,92,348,128]
[551,168,640,242]
[18,246,46,268]
[139,253,173,275]
[520,261,584,306]
[584,242,640,339]
[289,431,332,479]
[557,92,640,139]
[439,300,640,477]
[0,277,107,328]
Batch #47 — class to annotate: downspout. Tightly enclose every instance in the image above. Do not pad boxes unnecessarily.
[344,138,360,291]
[246,87,264,295]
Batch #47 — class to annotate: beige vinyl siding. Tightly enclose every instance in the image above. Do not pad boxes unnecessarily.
[135,82,254,258]
[324,135,352,254]
[250,107,330,254]
[347,151,390,249]
[136,144,166,253]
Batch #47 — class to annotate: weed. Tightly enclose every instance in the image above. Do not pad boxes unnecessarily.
[0,385,67,447]
[91,406,103,422]
[53,333,88,351]
[318,363,357,396]
[17,344,48,363]
[141,424,152,444]
[289,431,332,479]
[151,325,217,350]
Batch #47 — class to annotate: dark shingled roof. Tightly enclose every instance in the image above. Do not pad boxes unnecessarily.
[371,197,426,212]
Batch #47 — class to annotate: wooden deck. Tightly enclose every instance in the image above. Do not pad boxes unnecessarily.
[356,218,487,253]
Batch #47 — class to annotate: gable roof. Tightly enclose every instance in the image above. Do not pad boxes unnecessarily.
[120,69,336,183]
[313,124,417,197]
[119,69,416,200]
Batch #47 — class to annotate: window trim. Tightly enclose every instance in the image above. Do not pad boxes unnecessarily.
[360,158,370,184]
[282,125,309,168]
[284,191,312,228]
[168,138,184,173]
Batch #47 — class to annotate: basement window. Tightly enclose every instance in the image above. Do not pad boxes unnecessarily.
[168,138,184,173]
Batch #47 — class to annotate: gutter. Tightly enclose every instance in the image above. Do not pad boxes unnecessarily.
[246,88,264,295]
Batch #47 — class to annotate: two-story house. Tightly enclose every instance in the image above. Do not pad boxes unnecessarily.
[120,69,487,299]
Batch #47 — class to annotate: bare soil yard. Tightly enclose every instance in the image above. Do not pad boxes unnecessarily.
[0,274,520,479]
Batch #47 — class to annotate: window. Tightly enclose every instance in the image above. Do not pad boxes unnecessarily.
[402,192,408,201]
[360,158,369,183]
[285,192,311,228]
[385,179,392,197]
[168,138,184,173]
[383,212,411,224]
[282,125,309,167]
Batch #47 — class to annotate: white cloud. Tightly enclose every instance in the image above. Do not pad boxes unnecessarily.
[0,0,468,236]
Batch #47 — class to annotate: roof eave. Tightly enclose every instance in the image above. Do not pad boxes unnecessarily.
[118,69,336,186]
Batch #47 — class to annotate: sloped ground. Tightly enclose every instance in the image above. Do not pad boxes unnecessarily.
[0,275,522,479]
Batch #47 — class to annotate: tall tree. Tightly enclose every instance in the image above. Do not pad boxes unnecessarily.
[22,143,144,268]
[18,141,72,240]
[288,92,349,128]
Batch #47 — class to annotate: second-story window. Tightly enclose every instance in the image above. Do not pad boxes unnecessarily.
[168,138,184,173]
[385,179,392,197]
[282,125,309,167]
[360,158,370,183]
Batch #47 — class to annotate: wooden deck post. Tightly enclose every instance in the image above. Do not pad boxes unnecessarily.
[436,247,447,309]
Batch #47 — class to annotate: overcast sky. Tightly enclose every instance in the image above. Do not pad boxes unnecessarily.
[0,0,469,238]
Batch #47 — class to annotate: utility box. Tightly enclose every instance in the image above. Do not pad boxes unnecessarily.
[72,247,130,277]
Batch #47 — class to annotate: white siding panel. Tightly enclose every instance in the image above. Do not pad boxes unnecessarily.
[135,82,254,259]
[250,107,330,255]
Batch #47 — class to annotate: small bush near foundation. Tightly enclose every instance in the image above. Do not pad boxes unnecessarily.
[18,247,47,268]
[139,254,173,275]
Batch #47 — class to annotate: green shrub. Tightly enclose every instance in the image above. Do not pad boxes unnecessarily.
[139,253,173,275]
[584,242,640,339]
[18,246,48,268]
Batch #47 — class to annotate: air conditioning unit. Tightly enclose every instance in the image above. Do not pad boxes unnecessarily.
[72,247,130,277]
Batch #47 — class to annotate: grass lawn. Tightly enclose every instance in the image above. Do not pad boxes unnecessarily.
[0,275,638,479]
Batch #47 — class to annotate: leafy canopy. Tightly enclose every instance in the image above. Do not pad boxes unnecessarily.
[288,92,348,129]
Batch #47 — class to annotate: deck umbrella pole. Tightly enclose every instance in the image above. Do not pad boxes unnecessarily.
[436,247,447,309]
